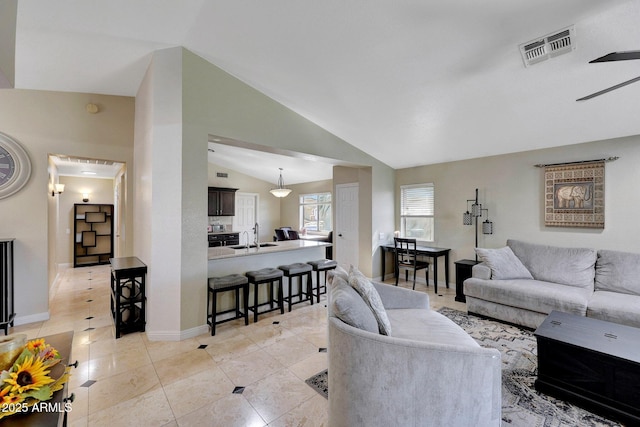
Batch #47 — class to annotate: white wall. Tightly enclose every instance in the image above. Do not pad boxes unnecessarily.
[134,47,187,340]
[396,135,640,286]
[0,89,134,324]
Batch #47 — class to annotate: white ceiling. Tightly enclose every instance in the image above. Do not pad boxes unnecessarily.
[13,0,640,172]
[51,154,124,179]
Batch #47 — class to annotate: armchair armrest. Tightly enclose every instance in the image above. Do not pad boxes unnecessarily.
[329,317,501,426]
[472,263,491,280]
[373,282,430,310]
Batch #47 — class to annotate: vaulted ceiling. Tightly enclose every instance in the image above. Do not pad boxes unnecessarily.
[11,0,640,170]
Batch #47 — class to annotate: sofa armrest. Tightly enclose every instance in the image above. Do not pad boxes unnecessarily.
[373,282,430,310]
[472,262,491,280]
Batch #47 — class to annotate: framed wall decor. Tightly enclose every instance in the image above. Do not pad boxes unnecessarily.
[0,132,32,200]
[544,160,605,228]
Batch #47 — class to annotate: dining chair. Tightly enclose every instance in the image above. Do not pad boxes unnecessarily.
[393,237,429,290]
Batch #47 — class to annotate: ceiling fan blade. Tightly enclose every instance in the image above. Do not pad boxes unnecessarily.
[576,75,640,101]
[590,50,640,63]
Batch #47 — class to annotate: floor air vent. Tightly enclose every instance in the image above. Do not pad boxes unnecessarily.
[519,26,575,67]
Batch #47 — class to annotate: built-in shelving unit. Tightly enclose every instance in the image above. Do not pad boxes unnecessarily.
[74,204,114,267]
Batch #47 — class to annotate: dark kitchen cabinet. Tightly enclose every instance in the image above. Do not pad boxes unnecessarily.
[208,187,237,216]
[208,233,240,247]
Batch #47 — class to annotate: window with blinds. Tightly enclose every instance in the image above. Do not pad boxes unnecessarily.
[400,183,434,241]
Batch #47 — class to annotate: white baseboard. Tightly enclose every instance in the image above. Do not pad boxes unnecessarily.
[14,311,50,326]
[145,324,209,342]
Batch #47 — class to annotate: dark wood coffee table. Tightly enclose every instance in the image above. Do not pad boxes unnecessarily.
[534,311,640,425]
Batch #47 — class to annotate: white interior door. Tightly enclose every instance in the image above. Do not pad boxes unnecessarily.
[233,193,258,245]
[335,183,359,269]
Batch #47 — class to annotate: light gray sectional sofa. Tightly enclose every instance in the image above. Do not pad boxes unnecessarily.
[464,239,640,329]
[328,266,501,427]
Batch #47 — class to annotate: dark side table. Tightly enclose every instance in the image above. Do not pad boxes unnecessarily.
[454,259,480,302]
[110,257,147,338]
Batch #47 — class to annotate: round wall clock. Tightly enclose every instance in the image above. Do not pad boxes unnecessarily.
[0,132,32,200]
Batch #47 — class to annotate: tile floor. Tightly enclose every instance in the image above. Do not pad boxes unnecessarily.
[11,266,465,427]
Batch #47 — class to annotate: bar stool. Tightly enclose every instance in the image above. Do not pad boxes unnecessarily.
[279,263,313,312]
[245,268,284,322]
[207,274,249,336]
[307,259,338,303]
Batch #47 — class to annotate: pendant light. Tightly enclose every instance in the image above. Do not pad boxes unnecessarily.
[270,168,292,198]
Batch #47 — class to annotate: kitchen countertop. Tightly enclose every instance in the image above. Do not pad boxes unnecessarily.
[208,230,239,235]
[208,239,331,260]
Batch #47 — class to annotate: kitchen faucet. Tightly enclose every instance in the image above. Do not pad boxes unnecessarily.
[242,231,250,251]
[253,222,259,247]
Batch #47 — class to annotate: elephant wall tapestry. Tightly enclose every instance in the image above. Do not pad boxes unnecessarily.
[544,160,604,228]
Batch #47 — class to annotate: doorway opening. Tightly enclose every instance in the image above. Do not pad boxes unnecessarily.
[47,154,127,277]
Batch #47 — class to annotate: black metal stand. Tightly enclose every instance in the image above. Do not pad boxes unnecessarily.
[0,239,15,335]
[110,257,147,338]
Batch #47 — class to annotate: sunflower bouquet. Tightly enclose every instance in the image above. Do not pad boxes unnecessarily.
[0,337,71,418]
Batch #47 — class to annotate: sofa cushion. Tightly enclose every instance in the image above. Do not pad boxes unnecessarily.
[349,266,392,335]
[327,264,348,286]
[330,276,379,333]
[475,246,533,280]
[507,239,596,289]
[595,249,640,296]
[386,309,479,347]
[464,277,591,316]
[588,291,640,328]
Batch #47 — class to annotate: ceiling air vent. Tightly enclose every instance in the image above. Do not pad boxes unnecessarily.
[519,26,575,67]
[216,172,228,178]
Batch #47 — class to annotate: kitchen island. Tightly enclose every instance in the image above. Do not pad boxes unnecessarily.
[207,240,332,319]
[208,239,331,275]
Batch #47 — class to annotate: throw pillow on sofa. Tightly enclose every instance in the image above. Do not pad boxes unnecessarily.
[348,265,392,335]
[475,246,533,280]
[330,275,379,333]
[327,264,349,286]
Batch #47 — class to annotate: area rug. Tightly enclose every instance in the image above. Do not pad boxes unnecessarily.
[306,308,621,427]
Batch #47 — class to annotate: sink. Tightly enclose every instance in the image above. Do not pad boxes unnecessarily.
[229,243,278,249]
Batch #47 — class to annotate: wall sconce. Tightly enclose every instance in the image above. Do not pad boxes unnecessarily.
[82,193,90,203]
[463,188,495,259]
[51,183,65,197]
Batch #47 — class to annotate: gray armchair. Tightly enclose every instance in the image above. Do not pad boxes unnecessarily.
[328,279,501,426]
